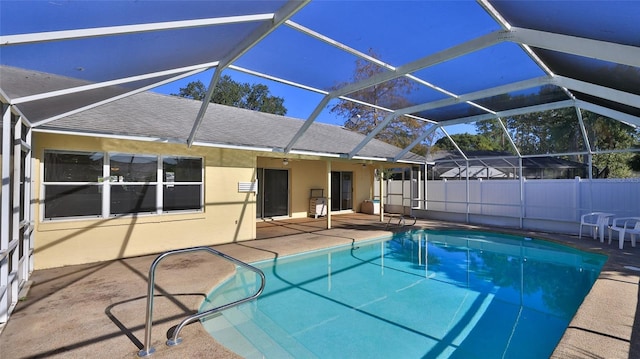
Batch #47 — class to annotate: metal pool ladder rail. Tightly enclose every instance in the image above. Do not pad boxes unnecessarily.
[138,246,266,357]
[385,214,417,229]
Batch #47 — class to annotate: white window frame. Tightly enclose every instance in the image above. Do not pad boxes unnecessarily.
[41,150,203,221]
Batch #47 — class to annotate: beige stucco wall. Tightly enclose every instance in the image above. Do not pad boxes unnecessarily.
[32,133,394,269]
[256,158,378,218]
[256,157,331,218]
[329,161,375,213]
[33,133,258,269]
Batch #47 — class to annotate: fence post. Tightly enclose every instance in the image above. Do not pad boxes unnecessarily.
[443,178,447,212]
[575,176,582,221]
[465,160,470,223]
[519,158,524,229]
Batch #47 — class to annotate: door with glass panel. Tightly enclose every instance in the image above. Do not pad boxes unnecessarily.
[330,171,353,211]
[256,168,289,218]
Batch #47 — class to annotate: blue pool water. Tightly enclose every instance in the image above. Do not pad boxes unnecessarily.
[201,230,605,358]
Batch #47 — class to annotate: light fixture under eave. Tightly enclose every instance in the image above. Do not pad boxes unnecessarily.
[282,158,289,166]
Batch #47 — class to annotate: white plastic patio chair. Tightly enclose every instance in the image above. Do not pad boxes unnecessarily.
[579,212,614,242]
[608,217,640,250]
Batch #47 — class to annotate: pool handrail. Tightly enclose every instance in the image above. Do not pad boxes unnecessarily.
[137,246,266,357]
[385,213,417,229]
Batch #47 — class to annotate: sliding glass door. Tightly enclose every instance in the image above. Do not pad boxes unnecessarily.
[330,171,352,211]
[257,168,289,218]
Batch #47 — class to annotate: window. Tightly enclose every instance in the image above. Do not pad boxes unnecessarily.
[110,154,158,215]
[43,152,103,219]
[162,156,202,211]
[43,151,203,220]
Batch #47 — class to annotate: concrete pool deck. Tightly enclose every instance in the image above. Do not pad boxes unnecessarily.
[1,214,639,358]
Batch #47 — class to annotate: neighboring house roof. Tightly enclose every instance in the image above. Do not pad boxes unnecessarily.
[431,150,588,178]
[2,66,424,163]
[431,150,589,169]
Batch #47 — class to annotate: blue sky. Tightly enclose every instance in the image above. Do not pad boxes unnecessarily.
[0,0,562,134]
[148,0,501,128]
[1,0,637,146]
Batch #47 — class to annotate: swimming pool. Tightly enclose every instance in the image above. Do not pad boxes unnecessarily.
[200,230,605,358]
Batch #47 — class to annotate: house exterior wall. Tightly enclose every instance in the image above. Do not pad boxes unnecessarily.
[32,133,381,269]
[254,158,377,218]
[291,160,328,218]
[33,133,258,269]
[255,158,377,218]
[256,157,328,218]
[329,161,374,213]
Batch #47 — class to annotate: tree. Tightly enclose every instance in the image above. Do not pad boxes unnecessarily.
[629,149,640,172]
[329,49,430,155]
[504,107,584,155]
[433,133,500,153]
[474,86,639,178]
[173,75,287,116]
[473,119,513,153]
[581,110,637,178]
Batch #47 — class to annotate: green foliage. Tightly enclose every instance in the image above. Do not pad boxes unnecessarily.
[434,133,501,152]
[502,107,584,155]
[473,119,513,152]
[374,168,394,180]
[568,110,637,177]
[583,110,638,178]
[629,151,640,172]
[470,85,640,178]
[174,80,206,101]
[172,76,287,116]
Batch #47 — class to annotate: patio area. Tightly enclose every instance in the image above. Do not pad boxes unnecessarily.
[1,213,639,358]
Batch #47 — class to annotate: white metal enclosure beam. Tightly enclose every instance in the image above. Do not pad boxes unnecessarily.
[373,72,639,151]
[331,30,507,99]
[229,64,329,95]
[284,95,332,153]
[284,30,507,153]
[478,0,562,104]
[30,67,208,127]
[398,76,553,119]
[554,76,640,110]
[0,14,274,45]
[347,113,398,158]
[287,16,505,131]
[496,117,522,157]
[286,20,463,101]
[436,100,576,127]
[509,27,640,68]
[230,64,433,124]
[1,104,11,323]
[10,62,218,105]
[347,77,552,159]
[187,0,310,146]
[285,20,396,70]
[479,1,556,76]
[441,127,469,161]
[576,100,640,128]
[393,125,440,162]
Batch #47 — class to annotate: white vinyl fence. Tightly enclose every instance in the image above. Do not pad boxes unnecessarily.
[379,177,640,235]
